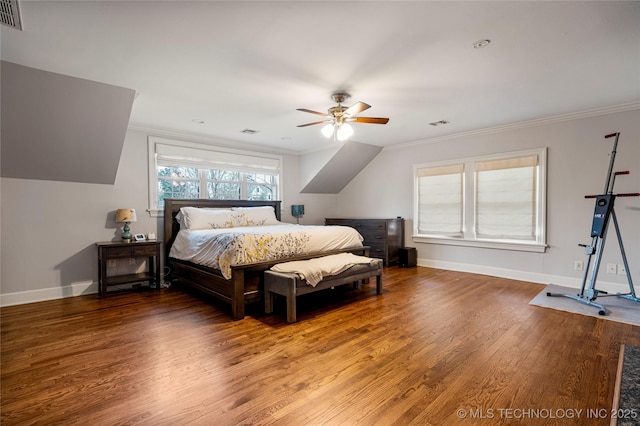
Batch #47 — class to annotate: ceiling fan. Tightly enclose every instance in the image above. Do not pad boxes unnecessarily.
[297,92,389,141]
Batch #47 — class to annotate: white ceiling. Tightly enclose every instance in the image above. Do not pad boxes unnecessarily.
[2,1,639,153]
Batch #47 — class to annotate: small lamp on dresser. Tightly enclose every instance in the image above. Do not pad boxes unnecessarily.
[115,208,137,242]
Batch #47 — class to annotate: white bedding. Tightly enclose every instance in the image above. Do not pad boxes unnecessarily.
[169,223,364,279]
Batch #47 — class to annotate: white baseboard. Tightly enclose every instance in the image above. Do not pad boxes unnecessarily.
[418,258,639,296]
[2,261,636,307]
[0,281,98,307]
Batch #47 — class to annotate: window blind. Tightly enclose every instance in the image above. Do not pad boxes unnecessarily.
[475,155,538,240]
[156,143,280,174]
[417,163,464,236]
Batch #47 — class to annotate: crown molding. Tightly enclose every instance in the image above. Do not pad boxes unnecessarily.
[385,102,640,151]
[127,124,300,156]
[129,102,639,155]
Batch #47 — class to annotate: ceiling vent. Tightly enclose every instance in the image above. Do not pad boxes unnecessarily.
[0,0,22,30]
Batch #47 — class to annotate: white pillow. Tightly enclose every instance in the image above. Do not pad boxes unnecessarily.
[231,206,280,227]
[175,210,187,229]
[179,207,234,230]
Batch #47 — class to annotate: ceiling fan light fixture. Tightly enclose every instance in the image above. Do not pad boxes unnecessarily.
[336,123,354,141]
[321,123,334,138]
[296,92,388,142]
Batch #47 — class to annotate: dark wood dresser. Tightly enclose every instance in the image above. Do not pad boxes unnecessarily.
[325,218,405,266]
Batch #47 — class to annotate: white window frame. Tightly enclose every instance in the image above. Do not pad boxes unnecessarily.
[413,148,547,253]
[147,137,283,217]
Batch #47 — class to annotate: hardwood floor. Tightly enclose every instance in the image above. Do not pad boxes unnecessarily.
[2,266,639,425]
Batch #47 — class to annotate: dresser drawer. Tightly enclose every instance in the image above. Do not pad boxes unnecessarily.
[106,246,133,258]
[325,219,354,227]
[360,230,386,243]
[101,243,161,258]
[368,244,386,258]
[133,245,158,256]
[354,220,387,230]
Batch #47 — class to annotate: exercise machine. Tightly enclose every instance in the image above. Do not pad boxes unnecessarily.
[547,132,639,315]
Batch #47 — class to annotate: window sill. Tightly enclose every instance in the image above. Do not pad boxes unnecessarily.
[412,235,547,253]
[148,209,162,218]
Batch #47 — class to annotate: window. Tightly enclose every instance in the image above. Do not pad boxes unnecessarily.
[414,148,547,252]
[148,137,281,216]
[416,164,464,236]
[157,166,200,200]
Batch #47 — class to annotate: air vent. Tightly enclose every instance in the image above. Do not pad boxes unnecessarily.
[241,128,260,134]
[0,0,23,30]
[472,39,491,49]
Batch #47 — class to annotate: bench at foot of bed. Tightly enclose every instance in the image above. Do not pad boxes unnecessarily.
[263,258,383,323]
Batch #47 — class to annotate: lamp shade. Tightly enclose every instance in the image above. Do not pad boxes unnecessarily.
[291,204,305,217]
[321,124,334,138]
[115,208,137,223]
[336,123,354,141]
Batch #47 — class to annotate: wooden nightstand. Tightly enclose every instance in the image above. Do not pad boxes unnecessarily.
[96,240,162,297]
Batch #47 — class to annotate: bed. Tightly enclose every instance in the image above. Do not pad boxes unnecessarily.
[163,198,368,320]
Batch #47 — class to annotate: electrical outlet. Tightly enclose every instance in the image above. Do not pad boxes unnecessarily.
[618,264,627,275]
[606,263,617,274]
[129,258,136,265]
[574,261,584,271]
[108,259,117,268]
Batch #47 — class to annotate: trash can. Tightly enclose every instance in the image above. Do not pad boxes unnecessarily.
[398,247,417,268]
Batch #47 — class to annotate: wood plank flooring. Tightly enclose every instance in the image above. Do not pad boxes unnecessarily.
[2,266,639,425]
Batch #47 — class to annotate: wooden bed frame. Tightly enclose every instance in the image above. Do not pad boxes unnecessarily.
[163,198,368,320]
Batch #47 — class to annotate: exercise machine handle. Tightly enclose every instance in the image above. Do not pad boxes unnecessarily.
[585,193,639,198]
[602,133,620,194]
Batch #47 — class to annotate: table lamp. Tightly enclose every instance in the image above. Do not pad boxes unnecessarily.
[291,205,304,224]
[116,208,137,242]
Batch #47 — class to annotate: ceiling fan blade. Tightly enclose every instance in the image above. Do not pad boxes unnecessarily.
[348,117,390,124]
[296,108,328,117]
[297,120,331,127]
[343,101,371,117]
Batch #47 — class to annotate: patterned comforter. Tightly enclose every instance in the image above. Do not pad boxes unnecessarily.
[169,224,364,279]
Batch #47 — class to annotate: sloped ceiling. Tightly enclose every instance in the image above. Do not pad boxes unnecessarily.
[1,61,135,184]
[301,142,383,194]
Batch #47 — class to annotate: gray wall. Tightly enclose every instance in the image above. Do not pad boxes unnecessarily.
[336,108,640,294]
[0,129,339,305]
[1,108,639,305]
